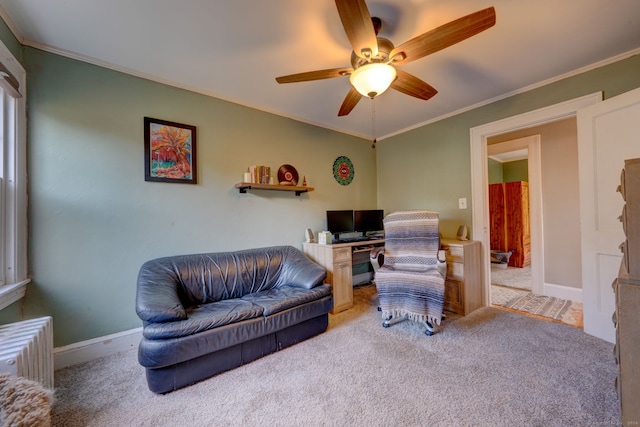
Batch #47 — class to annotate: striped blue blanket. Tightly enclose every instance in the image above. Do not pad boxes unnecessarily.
[375,210,445,326]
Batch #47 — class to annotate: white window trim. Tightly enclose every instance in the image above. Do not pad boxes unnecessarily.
[0,40,29,311]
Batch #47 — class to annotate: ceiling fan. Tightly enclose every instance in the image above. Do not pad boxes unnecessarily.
[275,0,496,116]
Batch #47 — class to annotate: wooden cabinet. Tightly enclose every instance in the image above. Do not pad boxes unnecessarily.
[302,240,384,314]
[613,275,640,425]
[328,246,353,314]
[613,158,640,425]
[489,181,530,267]
[619,159,640,279]
[441,239,482,316]
[489,183,507,251]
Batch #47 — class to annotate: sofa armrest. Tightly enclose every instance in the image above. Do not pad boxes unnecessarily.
[277,247,327,290]
[136,261,187,323]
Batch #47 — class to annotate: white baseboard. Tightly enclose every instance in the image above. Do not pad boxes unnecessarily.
[543,282,583,302]
[54,327,142,370]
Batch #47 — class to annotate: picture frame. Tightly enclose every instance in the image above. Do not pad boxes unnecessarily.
[144,117,197,184]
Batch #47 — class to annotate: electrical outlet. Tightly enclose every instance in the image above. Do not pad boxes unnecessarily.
[458,198,467,209]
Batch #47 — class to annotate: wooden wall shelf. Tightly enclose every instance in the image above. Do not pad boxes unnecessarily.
[235,182,314,196]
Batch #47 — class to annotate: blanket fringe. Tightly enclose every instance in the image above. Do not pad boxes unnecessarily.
[381,309,441,326]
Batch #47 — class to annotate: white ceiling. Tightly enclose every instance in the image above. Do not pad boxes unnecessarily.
[1,0,639,140]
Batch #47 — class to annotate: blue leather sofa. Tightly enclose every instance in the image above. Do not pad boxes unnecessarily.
[136,245,332,393]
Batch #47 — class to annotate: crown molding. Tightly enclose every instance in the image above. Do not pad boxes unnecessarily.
[17,36,640,142]
[380,47,640,140]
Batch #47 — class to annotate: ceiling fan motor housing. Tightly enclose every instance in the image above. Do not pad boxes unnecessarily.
[351,36,395,69]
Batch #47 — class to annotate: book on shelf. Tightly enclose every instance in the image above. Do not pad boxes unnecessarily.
[247,165,271,184]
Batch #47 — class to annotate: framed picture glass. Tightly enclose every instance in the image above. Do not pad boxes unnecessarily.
[144,117,197,184]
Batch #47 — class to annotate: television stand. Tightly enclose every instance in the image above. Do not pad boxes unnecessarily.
[302,239,384,314]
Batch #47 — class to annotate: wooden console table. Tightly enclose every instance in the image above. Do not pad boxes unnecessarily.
[303,240,384,314]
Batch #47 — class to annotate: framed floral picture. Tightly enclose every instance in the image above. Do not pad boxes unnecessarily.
[144,117,197,184]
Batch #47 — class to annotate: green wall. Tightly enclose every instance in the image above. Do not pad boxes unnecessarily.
[487,158,503,184]
[1,47,378,346]
[503,159,528,183]
[378,54,640,238]
[0,18,21,61]
[488,159,529,184]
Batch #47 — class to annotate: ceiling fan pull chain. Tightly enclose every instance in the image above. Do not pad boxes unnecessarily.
[371,98,377,149]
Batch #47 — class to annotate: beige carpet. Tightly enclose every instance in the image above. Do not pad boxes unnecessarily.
[491,264,532,290]
[51,285,617,426]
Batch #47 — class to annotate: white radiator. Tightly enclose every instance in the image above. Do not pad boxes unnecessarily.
[0,316,54,389]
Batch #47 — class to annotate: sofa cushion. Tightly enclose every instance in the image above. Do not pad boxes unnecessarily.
[264,295,333,336]
[242,284,332,316]
[142,299,263,340]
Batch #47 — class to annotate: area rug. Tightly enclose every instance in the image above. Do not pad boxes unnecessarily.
[504,292,571,319]
[491,285,583,328]
[490,284,529,306]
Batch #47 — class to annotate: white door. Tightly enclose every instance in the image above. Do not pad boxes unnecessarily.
[577,87,640,343]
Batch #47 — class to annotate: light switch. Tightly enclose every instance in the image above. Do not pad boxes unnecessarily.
[458,198,467,209]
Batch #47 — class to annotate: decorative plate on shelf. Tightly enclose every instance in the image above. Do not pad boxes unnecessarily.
[277,164,298,185]
[333,156,354,186]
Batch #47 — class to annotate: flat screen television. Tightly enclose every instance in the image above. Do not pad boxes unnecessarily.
[326,210,354,234]
[354,210,384,233]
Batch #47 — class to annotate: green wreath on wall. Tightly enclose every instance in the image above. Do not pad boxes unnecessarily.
[333,156,354,186]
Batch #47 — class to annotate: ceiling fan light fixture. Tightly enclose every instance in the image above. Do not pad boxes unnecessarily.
[349,63,397,98]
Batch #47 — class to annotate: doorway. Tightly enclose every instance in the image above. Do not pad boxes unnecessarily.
[486,138,534,306]
[481,118,590,328]
[470,93,602,308]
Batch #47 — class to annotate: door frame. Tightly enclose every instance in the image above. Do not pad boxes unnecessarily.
[470,92,602,306]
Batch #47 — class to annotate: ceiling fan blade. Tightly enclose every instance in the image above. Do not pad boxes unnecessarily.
[391,69,438,100]
[335,0,378,58]
[338,87,363,116]
[276,67,353,84]
[390,7,496,66]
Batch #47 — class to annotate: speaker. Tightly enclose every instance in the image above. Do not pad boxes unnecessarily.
[456,225,468,241]
[305,228,314,243]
